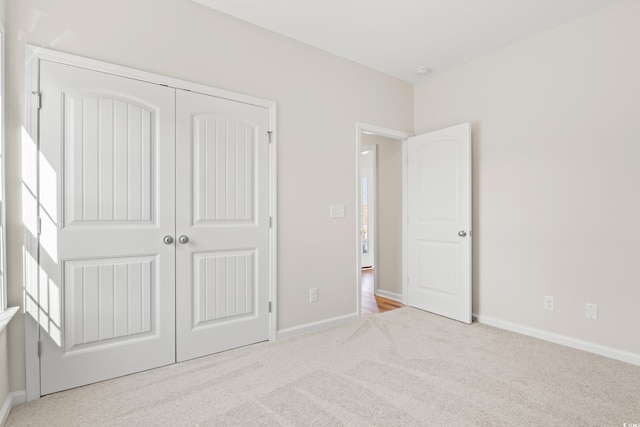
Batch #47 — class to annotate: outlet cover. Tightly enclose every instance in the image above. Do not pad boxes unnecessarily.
[585,303,598,320]
[330,205,345,219]
[310,288,318,303]
[544,295,555,311]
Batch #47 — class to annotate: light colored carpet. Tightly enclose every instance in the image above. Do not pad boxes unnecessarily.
[7,307,640,426]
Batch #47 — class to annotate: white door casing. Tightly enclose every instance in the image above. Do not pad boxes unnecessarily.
[407,123,472,323]
[175,89,270,362]
[38,60,177,394]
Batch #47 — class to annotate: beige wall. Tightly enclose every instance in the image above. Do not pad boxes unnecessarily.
[4,0,412,392]
[0,329,8,411]
[362,134,402,297]
[415,0,640,355]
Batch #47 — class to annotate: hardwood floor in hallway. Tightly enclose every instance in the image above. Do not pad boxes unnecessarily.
[361,268,403,317]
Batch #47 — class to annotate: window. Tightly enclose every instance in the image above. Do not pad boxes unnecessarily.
[0,24,6,313]
[0,23,20,331]
[362,177,369,254]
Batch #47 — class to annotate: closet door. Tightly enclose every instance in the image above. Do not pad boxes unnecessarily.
[38,61,176,395]
[175,90,270,362]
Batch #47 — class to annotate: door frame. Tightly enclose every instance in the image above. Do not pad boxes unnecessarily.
[24,45,278,400]
[355,123,412,318]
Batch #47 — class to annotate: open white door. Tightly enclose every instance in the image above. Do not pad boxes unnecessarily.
[407,123,472,323]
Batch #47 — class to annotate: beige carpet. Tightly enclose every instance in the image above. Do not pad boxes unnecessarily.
[7,307,640,426]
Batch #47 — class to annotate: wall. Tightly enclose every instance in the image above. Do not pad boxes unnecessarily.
[414,0,640,356]
[0,329,8,417]
[362,134,402,297]
[5,0,413,392]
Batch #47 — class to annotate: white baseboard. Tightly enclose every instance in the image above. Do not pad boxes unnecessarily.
[277,312,359,340]
[1,391,26,426]
[375,290,402,302]
[475,314,640,367]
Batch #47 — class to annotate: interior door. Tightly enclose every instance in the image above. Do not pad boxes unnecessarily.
[175,90,270,362]
[407,123,472,323]
[38,60,176,394]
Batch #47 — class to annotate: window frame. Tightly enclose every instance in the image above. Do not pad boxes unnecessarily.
[0,22,6,313]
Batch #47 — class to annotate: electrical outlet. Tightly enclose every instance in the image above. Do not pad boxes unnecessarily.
[310,288,318,303]
[544,295,555,311]
[585,303,598,320]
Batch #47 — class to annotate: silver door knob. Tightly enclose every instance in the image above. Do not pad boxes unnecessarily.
[163,235,174,245]
[178,235,189,244]
[458,230,467,237]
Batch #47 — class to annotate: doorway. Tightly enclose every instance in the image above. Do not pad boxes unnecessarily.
[356,124,411,318]
[355,122,473,324]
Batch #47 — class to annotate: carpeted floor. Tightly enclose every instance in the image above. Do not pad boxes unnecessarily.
[7,307,640,426]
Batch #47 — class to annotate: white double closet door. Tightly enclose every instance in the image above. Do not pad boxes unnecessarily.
[38,61,270,395]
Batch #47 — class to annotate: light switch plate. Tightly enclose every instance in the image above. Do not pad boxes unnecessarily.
[330,205,345,218]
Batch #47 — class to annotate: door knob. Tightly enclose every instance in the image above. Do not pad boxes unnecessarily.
[163,235,174,245]
[458,230,467,237]
[178,235,189,244]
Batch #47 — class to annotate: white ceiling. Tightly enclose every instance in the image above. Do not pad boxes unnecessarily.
[193,0,620,83]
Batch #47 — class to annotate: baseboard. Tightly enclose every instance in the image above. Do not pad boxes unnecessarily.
[0,391,26,426]
[475,314,640,367]
[375,290,402,302]
[277,312,359,340]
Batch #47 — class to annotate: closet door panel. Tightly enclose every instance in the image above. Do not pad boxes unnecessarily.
[38,60,176,395]
[175,90,270,362]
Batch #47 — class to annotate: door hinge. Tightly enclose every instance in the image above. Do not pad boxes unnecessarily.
[37,217,42,235]
[269,216,273,228]
[37,341,42,357]
[267,131,273,144]
[268,301,272,313]
[32,91,42,110]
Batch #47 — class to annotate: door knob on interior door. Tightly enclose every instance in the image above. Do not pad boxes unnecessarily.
[458,230,467,237]
[163,235,174,245]
[178,235,189,244]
